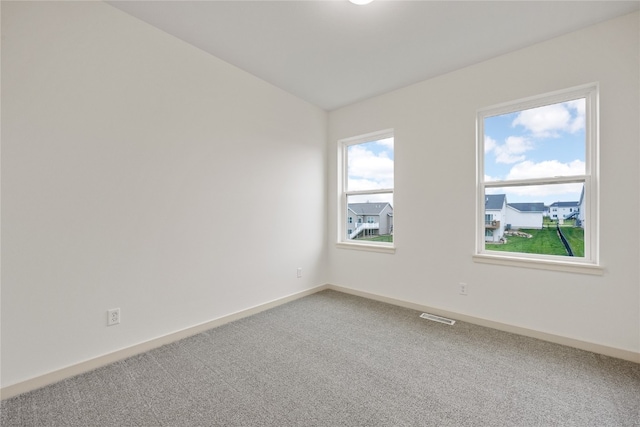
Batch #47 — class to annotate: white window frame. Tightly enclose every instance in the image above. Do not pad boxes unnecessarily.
[337,129,395,253]
[474,84,602,275]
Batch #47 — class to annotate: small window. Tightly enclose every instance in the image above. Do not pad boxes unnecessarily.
[338,129,394,251]
[476,84,599,272]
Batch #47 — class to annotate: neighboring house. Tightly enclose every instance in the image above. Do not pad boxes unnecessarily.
[485,194,507,242]
[577,186,585,228]
[549,200,580,221]
[347,202,393,239]
[486,196,544,243]
[506,203,544,230]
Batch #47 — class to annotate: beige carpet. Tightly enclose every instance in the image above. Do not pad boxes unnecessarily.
[2,290,639,426]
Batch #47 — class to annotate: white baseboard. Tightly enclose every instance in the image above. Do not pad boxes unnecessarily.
[3,283,637,400]
[326,284,640,364]
[0,285,329,400]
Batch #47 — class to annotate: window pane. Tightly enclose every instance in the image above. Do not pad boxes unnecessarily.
[484,183,584,257]
[347,138,394,191]
[346,195,393,242]
[484,99,585,183]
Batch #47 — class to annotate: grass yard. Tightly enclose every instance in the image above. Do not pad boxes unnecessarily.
[559,227,585,257]
[356,234,393,242]
[487,228,569,256]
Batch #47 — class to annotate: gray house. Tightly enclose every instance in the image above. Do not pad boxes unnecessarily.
[347,202,393,239]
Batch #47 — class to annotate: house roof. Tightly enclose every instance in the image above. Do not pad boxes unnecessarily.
[549,201,579,208]
[348,202,392,216]
[507,202,545,213]
[485,194,506,210]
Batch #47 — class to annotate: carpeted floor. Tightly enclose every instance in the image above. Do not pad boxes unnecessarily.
[2,289,639,426]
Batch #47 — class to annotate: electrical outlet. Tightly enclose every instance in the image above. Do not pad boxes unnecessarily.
[107,308,120,326]
[296,268,302,278]
[459,283,468,296]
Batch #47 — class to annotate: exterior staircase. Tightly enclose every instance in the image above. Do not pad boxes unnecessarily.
[349,222,379,239]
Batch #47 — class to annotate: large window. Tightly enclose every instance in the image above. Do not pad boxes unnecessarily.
[476,84,600,272]
[338,129,394,251]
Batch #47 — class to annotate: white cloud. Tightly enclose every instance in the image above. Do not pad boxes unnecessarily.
[500,183,583,203]
[506,159,585,180]
[512,100,585,137]
[493,136,534,164]
[348,193,393,204]
[491,159,584,203]
[485,187,504,195]
[484,136,497,154]
[376,137,394,149]
[348,178,388,191]
[566,99,585,133]
[347,144,394,190]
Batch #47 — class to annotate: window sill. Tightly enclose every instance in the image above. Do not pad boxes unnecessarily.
[336,242,396,254]
[472,253,604,275]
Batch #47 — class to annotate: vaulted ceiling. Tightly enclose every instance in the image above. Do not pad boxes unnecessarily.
[108,1,639,111]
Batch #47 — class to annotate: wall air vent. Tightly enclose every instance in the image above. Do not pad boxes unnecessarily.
[420,313,455,326]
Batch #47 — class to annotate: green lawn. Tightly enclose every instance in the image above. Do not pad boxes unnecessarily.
[559,227,584,257]
[355,234,393,242]
[543,217,555,226]
[487,228,570,256]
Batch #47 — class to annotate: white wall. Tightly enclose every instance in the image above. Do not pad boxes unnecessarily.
[551,205,578,220]
[505,207,542,230]
[328,12,640,355]
[1,2,327,387]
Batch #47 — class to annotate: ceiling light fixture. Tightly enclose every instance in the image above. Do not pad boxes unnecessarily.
[349,0,373,5]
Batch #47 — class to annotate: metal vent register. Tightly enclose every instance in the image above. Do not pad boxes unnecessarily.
[420,313,456,326]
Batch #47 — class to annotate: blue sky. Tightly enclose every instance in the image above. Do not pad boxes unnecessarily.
[484,99,585,205]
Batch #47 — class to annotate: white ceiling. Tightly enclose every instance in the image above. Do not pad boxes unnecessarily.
[107,1,639,111]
